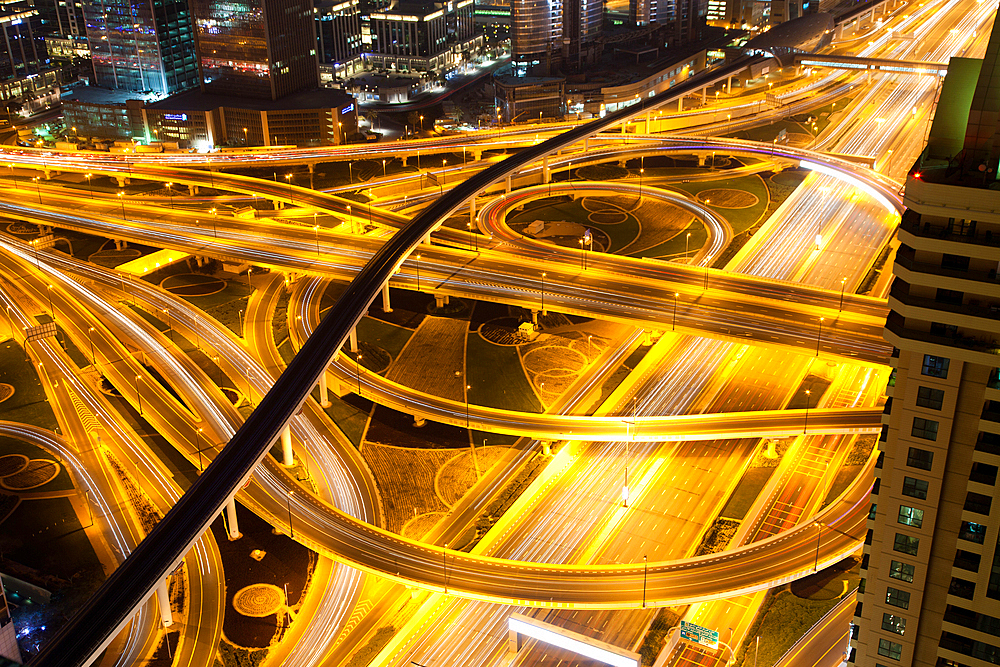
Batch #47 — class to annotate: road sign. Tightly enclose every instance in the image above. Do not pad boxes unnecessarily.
[680,620,719,649]
[24,321,56,343]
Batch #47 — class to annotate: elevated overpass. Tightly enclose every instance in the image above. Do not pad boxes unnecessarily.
[794,53,948,76]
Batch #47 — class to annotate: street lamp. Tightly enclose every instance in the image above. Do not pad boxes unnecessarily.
[209,208,218,238]
[672,292,679,330]
[419,115,424,132]
[287,491,294,539]
[243,127,248,146]
[356,352,363,394]
[804,389,811,434]
[117,191,126,219]
[32,177,42,205]
[815,316,824,357]
[642,555,648,608]
[285,173,294,204]
[165,182,173,209]
[415,254,421,290]
[8,164,16,189]
[134,374,143,415]
[465,384,471,430]
[839,278,847,311]
[382,159,387,178]
[195,427,205,471]
[163,308,172,341]
[314,224,321,258]
[85,173,93,198]
[88,326,96,365]
[685,232,691,261]
[45,284,54,319]
[540,272,546,315]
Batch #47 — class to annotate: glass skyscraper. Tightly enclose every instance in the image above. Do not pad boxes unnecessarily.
[82,0,199,95]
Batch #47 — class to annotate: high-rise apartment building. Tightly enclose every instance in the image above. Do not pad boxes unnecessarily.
[81,0,198,94]
[511,0,602,73]
[189,0,317,100]
[851,17,1000,667]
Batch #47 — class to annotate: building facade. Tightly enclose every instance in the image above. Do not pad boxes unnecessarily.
[315,0,363,66]
[851,18,1000,667]
[190,0,318,99]
[82,0,199,95]
[366,0,477,72]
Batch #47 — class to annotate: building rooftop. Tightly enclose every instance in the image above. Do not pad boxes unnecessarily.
[61,85,162,106]
[149,87,355,112]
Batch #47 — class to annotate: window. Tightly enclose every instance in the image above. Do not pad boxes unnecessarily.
[922,354,950,378]
[944,605,1000,637]
[912,417,939,441]
[894,533,920,555]
[971,462,999,485]
[989,535,1000,600]
[936,288,964,305]
[878,638,902,660]
[886,586,910,609]
[965,492,992,516]
[898,505,924,527]
[902,476,928,500]
[906,447,934,470]
[950,577,976,599]
[869,503,878,520]
[882,613,906,635]
[941,254,970,271]
[955,550,982,572]
[889,560,914,583]
[916,386,945,410]
[960,521,987,544]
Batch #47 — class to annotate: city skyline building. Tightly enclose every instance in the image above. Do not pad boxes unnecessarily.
[189,0,318,100]
[852,15,1000,667]
[81,0,199,94]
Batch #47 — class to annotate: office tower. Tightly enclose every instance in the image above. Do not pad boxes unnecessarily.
[0,0,48,79]
[81,0,198,94]
[511,0,561,73]
[189,0,318,100]
[33,0,85,38]
[315,0,362,66]
[851,16,1000,667]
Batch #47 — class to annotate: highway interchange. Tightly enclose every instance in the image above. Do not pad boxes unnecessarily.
[4,0,995,665]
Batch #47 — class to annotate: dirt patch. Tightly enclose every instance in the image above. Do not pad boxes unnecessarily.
[401,511,447,540]
[233,584,285,617]
[1,459,60,490]
[362,443,453,533]
[436,446,508,506]
[385,316,466,402]
[0,453,28,477]
[160,273,227,297]
[0,384,14,403]
[697,188,758,208]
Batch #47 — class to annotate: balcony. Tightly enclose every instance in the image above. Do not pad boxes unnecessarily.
[895,249,1000,287]
[885,312,1000,356]
[890,279,1000,324]
[899,213,1000,249]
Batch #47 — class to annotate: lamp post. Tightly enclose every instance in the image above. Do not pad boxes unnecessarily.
[243,127,248,146]
[382,159,387,178]
[285,173,294,204]
[815,316,824,356]
[686,232,691,261]
[839,278,846,311]
[134,375,142,415]
[465,384,471,430]
[639,167,644,199]
[443,542,448,593]
[195,427,205,471]
[165,182,173,208]
[287,491,294,539]
[579,238,586,269]
[163,308,172,342]
[117,190,125,219]
[8,164,16,189]
[85,173,93,198]
[415,254,421,291]
[88,326,96,365]
[642,555,648,608]
[45,284,54,319]
[314,224,321,258]
[356,352,363,394]
[804,389,811,434]
[813,521,822,571]
[672,292,679,330]
[32,177,42,205]
[419,115,424,132]
[210,207,218,238]
[540,271,546,315]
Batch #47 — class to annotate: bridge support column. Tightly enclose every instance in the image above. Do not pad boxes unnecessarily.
[646,111,651,133]
[318,371,331,407]
[381,283,392,312]
[505,175,511,193]
[423,232,432,245]
[473,150,482,161]
[677,97,683,112]
[349,327,358,353]
[273,199,284,210]
[226,498,241,539]
[308,163,315,189]
[541,441,552,455]
[835,23,843,39]
[434,294,449,308]
[727,75,733,93]
[116,176,129,188]
[401,156,408,167]
[156,579,173,627]
[643,330,653,345]
[584,137,589,152]
[470,196,476,228]
[702,86,707,102]
[189,184,198,195]
[280,426,294,466]
[43,169,53,180]
[114,239,128,251]
[542,156,550,184]
[413,415,426,427]
[531,309,538,325]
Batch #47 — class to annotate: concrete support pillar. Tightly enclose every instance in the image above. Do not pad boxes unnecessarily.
[226,498,241,539]
[621,123,626,135]
[470,196,476,228]
[584,137,589,152]
[401,156,408,167]
[319,371,331,407]
[643,330,653,345]
[381,283,392,312]
[702,87,707,102]
[413,415,426,427]
[189,184,198,195]
[645,111,651,133]
[541,441,552,455]
[423,232,432,245]
[505,175,511,193]
[473,150,482,161]
[116,176,129,188]
[114,239,128,251]
[156,579,173,627]
[542,156,550,184]
[531,309,538,325]
[835,23,843,39]
[43,169,52,180]
[434,294,449,308]
[280,426,294,466]
[678,97,684,112]
[727,75,733,93]
[349,327,358,353]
